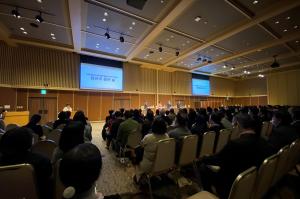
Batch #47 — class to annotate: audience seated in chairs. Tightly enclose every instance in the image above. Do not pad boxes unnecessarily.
[0,109,6,132]
[106,111,124,149]
[73,111,93,142]
[268,110,299,151]
[24,114,44,138]
[199,113,275,199]
[102,110,114,141]
[141,109,154,138]
[291,107,300,136]
[134,117,169,183]
[168,110,191,141]
[59,143,103,199]
[0,127,52,199]
[51,121,85,164]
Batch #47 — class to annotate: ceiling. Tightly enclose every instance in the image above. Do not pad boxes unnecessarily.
[0,0,300,79]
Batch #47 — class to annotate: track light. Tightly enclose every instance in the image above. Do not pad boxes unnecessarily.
[175,50,179,56]
[11,7,21,18]
[35,12,44,23]
[104,32,110,39]
[159,46,162,52]
[119,35,124,43]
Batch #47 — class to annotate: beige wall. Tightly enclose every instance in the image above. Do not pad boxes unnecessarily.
[267,69,300,105]
[234,78,267,96]
[210,76,235,97]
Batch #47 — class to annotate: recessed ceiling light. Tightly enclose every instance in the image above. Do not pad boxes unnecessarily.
[86,26,90,29]
[161,0,164,3]
[275,21,279,24]
[244,70,247,74]
[23,31,28,35]
[286,16,291,20]
[166,38,170,41]
[204,21,208,24]
[247,71,251,74]
[230,67,235,70]
[50,33,55,36]
[132,22,136,25]
[159,57,162,60]
[96,46,99,48]
[96,43,99,46]
[182,43,186,46]
[296,40,299,43]
[129,26,133,30]
[186,40,190,43]
[194,16,202,22]
[102,18,106,22]
[104,12,108,16]
[52,36,56,40]
[20,27,24,31]
[223,65,227,68]
[294,25,299,29]
[283,29,288,32]
[170,35,174,38]
[116,48,119,50]
[37,0,42,3]
[253,0,259,4]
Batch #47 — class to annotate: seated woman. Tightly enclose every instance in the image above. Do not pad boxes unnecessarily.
[24,114,43,138]
[53,111,68,129]
[51,121,85,164]
[59,143,103,199]
[134,117,169,182]
[73,111,92,142]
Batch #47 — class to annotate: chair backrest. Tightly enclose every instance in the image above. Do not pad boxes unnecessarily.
[230,126,240,140]
[42,125,52,137]
[287,139,300,172]
[56,123,66,130]
[228,166,257,199]
[215,129,231,153]
[127,126,142,148]
[272,145,289,186]
[47,129,62,144]
[198,131,216,158]
[0,164,39,199]
[5,123,19,131]
[253,154,279,199]
[31,140,57,160]
[151,138,176,175]
[45,121,54,129]
[178,135,198,166]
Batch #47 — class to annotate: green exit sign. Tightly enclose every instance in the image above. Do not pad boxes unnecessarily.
[40,89,47,95]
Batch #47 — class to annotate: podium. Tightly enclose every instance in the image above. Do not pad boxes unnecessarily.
[4,111,30,126]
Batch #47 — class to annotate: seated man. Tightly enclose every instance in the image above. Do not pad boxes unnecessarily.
[200,113,275,199]
[168,111,191,141]
[268,110,299,151]
[116,110,140,150]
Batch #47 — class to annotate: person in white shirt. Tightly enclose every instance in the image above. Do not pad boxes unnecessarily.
[63,104,72,112]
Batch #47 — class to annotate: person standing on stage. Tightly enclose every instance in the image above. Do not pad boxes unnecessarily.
[63,104,73,112]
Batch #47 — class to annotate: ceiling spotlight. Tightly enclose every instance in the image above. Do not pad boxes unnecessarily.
[20,27,24,31]
[104,12,108,16]
[11,8,21,18]
[275,21,279,24]
[247,71,251,74]
[35,12,44,23]
[50,33,55,36]
[120,35,124,43]
[132,22,136,25]
[296,40,299,43]
[158,46,162,52]
[294,25,299,29]
[194,16,202,22]
[51,36,56,40]
[258,74,264,78]
[243,70,247,74]
[283,29,288,32]
[175,51,179,56]
[23,31,28,35]
[253,0,259,4]
[104,32,110,39]
[102,18,107,22]
[286,16,291,20]
[223,65,227,69]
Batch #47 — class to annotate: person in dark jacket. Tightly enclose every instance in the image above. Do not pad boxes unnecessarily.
[24,114,43,137]
[106,111,124,149]
[200,113,275,199]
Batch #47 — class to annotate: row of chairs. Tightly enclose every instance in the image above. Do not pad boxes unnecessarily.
[187,139,300,199]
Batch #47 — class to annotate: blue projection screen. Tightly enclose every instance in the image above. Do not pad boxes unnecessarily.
[80,63,123,91]
[192,78,210,95]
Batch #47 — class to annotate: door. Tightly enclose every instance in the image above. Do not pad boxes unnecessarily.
[28,97,57,124]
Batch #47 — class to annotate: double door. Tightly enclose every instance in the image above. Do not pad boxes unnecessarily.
[28,97,57,124]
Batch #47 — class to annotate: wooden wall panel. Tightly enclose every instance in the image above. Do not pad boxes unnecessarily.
[58,91,74,112]
[101,93,113,120]
[0,87,16,110]
[16,89,28,111]
[140,94,156,107]
[130,94,139,109]
[88,92,101,121]
[235,78,267,96]
[158,95,172,106]
[172,71,191,95]
[210,77,235,96]
[123,63,140,92]
[158,71,172,94]
[74,92,88,113]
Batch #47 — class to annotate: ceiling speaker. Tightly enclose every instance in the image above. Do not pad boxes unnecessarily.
[126,0,147,10]
[271,55,280,68]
